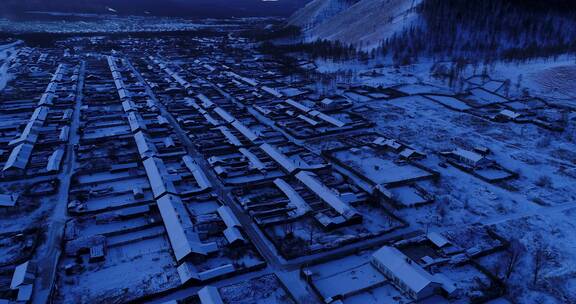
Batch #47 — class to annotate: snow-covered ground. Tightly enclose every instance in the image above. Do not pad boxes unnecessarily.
[310,55,576,303]
[490,208,576,303]
[291,0,422,49]
[0,41,20,91]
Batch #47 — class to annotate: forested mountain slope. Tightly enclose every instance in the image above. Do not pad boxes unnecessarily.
[385,0,576,61]
[289,0,576,60]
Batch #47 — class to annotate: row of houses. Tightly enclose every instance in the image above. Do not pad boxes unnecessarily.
[2,61,79,181]
[107,55,263,286]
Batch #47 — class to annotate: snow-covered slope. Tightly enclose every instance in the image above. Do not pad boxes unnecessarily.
[287,0,359,30]
[289,0,421,48]
[0,41,21,92]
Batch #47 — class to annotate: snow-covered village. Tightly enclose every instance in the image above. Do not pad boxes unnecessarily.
[0,1,575,304]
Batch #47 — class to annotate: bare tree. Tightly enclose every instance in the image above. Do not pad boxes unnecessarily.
[503,79,511,97]
[532,238,557,286]
[504,238,525,280]
[307,219,316,247]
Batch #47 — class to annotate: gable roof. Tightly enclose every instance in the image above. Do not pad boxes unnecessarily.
[372,246,435,294]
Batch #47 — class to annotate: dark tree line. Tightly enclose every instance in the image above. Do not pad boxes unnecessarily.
[242,25,302,42]
[258,39,368,61]
[379,0,576,63]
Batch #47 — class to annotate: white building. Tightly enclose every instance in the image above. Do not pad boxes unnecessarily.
[371,246,456,300]
[198,286,224,304]
[449,148,493,168]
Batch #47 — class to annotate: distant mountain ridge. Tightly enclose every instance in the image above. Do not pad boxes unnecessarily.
[1,0,311,18]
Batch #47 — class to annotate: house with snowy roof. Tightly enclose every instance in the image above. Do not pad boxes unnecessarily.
[371,246,456,300]
[442,148,493,169]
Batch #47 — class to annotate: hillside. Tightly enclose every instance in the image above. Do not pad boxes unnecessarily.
[288,0,576,60]
[385,0,576,61]
[289,0,420,48]
[287,0,359,29]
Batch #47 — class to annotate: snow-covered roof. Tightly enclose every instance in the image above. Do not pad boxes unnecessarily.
[17,284,33,302]
[261,86,283,98]
[157,194,217,262]
[196,94,215,108]
[372,137,387,146]
[273,178,311,218]
[452,148,484,163]
[372,246,435,294]
[499,109,521,119]
[157,115,169,125]
[213,107,236,123]
[182,156,212,190]
[177,262,200,284]
[198,286,224,304]
[50,64,65,82]
[10,261,31,289]
[239,148,266,171]
[38,92,54,106]
[427,232,450,248]
[297,114,319,126]
[57,125,68,142]
[143,157,176,199]
[260,143,298,174]
[197,264,235,281]
[373,137,402,150]
[185,98,201,109]
[164,136,175,148]
[3,143,33,171]
[320,98,334,105]
[134,131,157,159]
[46,81,58,94]
[106,56,117,70]
[0,193,18,207]
[10,119,42,146]
[223,227,245,244]
[231,121,259,143]
[127,112,147,133]
[232,74,258,87]
[254,105,271,115]
[285,99,312,113]
[203,64,216,72]
[295,171,360,220]
[46,148,64,172]
[217,205,241,228]
[217,126,242,146]
[62,109,73,120]
[400,148,417,158]
[203,113,220,126]
[308,110,321,118]
[30,106,49,122]
[122,100,138,113]
[172,74,188,87]
[118,88,130,100]
[316,112,345,128]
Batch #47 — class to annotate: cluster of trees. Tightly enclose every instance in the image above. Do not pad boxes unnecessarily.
[378,0,576,63]
[242,25,302,42]
[259,39,368,61]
